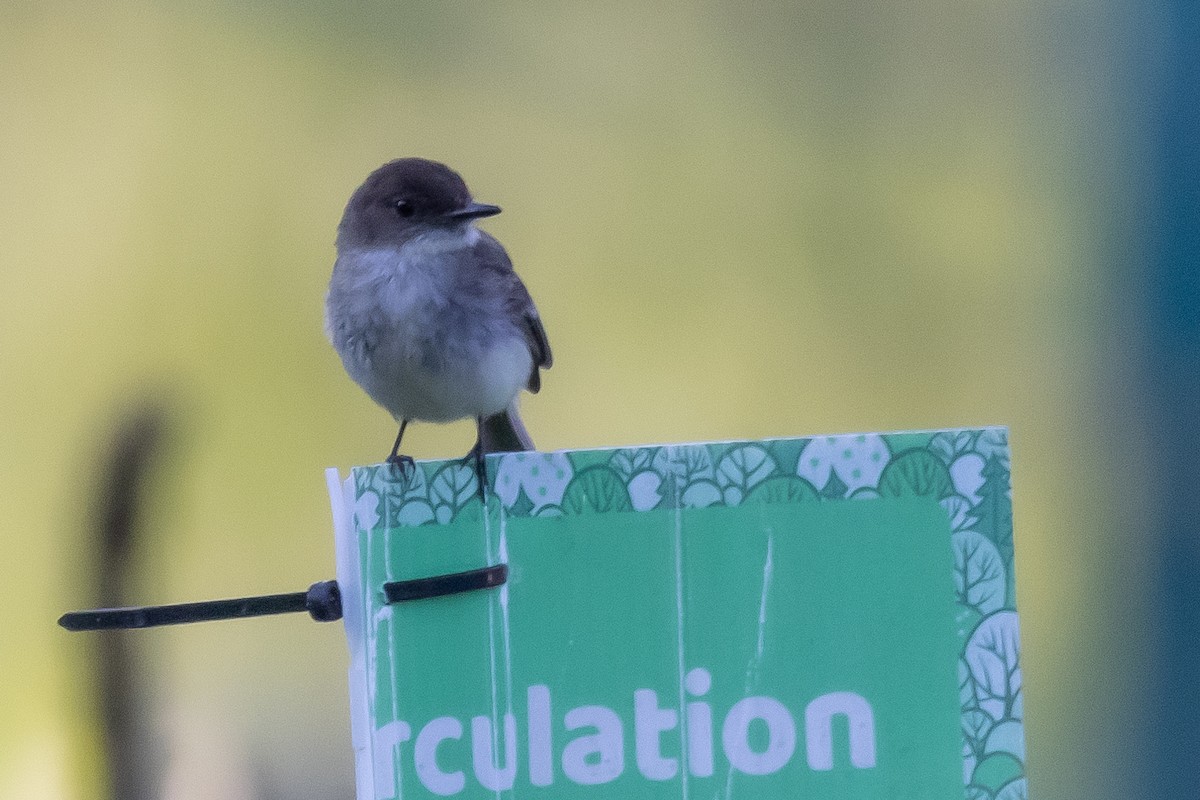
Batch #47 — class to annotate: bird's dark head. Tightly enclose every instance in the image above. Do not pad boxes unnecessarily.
[337,158,501,249]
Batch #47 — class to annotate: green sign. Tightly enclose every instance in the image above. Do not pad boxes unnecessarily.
[328,428,1025,800]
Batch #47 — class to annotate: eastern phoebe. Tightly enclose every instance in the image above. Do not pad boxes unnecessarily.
[326,158,552,482]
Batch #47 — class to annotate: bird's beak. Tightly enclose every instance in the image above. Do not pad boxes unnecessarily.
[446,202,502,220]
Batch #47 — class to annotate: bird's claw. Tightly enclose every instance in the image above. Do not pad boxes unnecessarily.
[386,453,416,480]
[460,445,488,499]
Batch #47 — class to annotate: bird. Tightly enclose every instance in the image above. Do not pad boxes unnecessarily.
[325,158,551,489]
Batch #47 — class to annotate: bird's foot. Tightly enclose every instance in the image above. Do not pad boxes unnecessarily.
[460,442,488,500]
[385,453,416,480]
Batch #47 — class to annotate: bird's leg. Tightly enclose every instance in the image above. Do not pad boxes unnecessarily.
[461,416,488,499]
[385,419,415,478]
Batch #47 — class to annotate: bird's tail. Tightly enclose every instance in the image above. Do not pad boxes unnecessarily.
[479,404,536,453]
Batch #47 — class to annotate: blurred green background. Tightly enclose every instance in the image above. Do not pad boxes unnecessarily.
[0,2,1175,798]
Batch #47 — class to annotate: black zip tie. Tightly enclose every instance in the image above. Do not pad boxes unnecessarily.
[58,580,342,631]
[58,563,506,631]
[383,564,507,604]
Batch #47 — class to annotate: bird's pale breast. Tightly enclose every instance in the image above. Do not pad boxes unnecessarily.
[326,234,531,423]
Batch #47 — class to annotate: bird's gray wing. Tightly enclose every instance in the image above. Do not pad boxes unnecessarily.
[473,233,552,393]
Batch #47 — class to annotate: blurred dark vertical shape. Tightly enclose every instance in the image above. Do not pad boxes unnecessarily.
[92,402,170,800]
[1141,1,1200,795]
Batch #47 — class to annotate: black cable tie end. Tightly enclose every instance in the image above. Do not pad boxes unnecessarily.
[383,564,508,604]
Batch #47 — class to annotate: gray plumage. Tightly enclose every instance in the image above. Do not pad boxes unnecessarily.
[326,158,551,463]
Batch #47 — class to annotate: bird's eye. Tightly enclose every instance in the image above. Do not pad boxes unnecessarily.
[393,199,415,218]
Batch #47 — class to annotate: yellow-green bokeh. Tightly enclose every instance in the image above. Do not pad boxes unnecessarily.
[1,3,1146,799]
